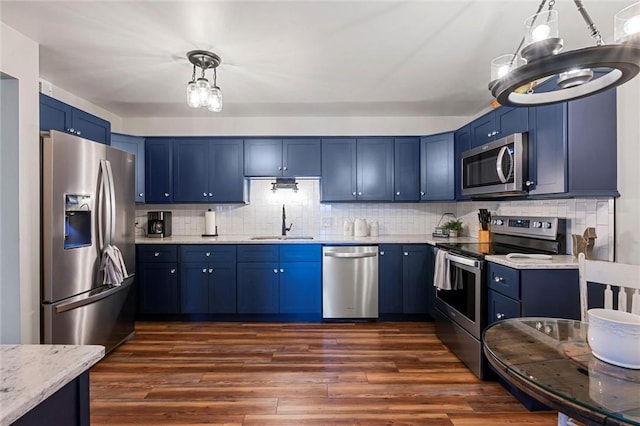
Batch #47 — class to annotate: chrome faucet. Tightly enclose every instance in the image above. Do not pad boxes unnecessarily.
[281,204,292,236]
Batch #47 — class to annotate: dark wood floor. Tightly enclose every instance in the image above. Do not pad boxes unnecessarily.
[90,321,559,425]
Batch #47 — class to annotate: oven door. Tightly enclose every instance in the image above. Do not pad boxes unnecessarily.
[434,252,484,339]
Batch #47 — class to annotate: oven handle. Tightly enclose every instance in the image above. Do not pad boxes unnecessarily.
[446,252,481,269]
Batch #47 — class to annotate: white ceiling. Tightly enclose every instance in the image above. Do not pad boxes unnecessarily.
[0,0,631,118]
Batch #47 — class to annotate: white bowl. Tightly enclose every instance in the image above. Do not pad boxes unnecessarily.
[587,308,640,369]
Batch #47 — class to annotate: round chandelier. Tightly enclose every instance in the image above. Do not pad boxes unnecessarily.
[186,50,223,112]
[489,1,640,107]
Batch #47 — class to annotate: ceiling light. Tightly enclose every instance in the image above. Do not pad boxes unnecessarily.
[186,50,223,112]
[488,1,640,107]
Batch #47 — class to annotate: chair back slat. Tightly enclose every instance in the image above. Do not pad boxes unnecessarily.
[578,253,640,322]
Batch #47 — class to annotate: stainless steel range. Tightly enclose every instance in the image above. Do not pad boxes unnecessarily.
[433,215,566,379]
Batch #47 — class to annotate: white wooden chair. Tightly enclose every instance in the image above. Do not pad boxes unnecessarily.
[557,253,640,426]
[578,252,640,321]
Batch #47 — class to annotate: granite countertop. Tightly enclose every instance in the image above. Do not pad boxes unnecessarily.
[135,234,479,245]
[485,254,578,269]
[0,344,104,425]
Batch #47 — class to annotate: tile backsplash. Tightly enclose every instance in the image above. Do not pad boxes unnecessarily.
[137,180,614,260]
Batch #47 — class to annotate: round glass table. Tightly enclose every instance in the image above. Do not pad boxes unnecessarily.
[483,318,640,426]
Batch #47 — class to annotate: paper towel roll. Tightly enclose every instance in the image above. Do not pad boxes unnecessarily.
[204,209,217,236]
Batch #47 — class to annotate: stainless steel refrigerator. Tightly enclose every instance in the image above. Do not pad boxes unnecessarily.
[41,130,136,353]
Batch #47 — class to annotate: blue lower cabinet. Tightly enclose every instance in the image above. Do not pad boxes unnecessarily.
[402,245,430,314]
[180,262,210,313]
[379,245,403,314]
[138,262,179,314]
[279,262,321,314]
[237,262,280,313]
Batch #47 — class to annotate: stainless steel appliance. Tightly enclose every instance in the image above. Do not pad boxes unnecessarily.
[147,211,172,238]
[434,215,565,378]
[41,130,136,353]
[461,133,529,197]
[322,246,378,319]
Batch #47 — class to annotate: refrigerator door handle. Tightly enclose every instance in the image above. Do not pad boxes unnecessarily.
[54,275,135,313]
[98,160,107,251]
[104,159,116,245]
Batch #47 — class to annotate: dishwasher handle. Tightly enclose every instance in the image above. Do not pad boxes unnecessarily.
[324,251,377,259]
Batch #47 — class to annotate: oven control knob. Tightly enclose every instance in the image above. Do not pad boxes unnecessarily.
[496,219,503,226]
[544,222,552,229]
[533,221,541,228]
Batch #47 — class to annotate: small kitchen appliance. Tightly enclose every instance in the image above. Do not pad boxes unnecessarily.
[147,211,172,238]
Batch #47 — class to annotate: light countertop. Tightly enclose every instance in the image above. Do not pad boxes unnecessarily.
[485,254,578,269]
[0,344,104,426]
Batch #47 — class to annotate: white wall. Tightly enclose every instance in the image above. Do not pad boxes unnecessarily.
[49,85,124,133]
[0,22,40,343]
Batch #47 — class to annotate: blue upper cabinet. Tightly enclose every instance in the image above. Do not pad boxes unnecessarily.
[454,125,471,201]
[420,133,454,201]
[394,137,420,201]
[145,138,173,203]
[39,93,111,145]
[527,82,618,197]
[111,133,145,203]
[321,137,393,202]
[244,138,320,177]
[469,106,528,148]
[173,138,248,204]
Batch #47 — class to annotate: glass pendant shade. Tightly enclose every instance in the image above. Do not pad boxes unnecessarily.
[207,86,223,112]
[196,78,211,107]
[525,10,559,45]
[186,81,200,108]
[615,2,640,43]
[491,54,525,82]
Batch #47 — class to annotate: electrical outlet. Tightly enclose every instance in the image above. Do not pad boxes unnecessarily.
[321,217,332,228]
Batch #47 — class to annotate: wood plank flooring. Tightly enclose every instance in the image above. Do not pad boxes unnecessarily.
[90,321,560,425]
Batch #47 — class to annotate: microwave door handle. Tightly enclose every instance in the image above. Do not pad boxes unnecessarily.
[496,146,513,183]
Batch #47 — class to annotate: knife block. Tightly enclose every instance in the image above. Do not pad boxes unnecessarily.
[478,223,491,243]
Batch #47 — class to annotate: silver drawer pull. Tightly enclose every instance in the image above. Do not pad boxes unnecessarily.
[496,313,505,319]
[154,252,160,257]
[206,252,211,257]
[202,269,207,273]
[170,269,176,274]
[494,276,504,283]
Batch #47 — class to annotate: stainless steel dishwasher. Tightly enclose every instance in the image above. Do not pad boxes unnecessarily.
[322,246,378,319]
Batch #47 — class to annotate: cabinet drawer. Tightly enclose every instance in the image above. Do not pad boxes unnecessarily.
[237,245,279,262]
[180,245,236,263]
[487,262,520,299]
[137,245,178,262]
[280,244,321,262]
[488,289,521,325]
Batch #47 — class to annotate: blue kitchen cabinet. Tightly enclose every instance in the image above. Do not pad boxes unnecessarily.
[173,138,247,203]
[244,138,321,177]
[527,83,618,197]
[420,132,454,201]
[378,245,403,314]
[111,133,145,203]
[179,245,237,314]
[237,262,280,314]
[137,245,179,314]
[454,125,471,200]
[469,106,528,148]
[394,137,420,201]
[279,262,321,314]
[402,245,430,314]
[145,138,173,203]
[39,93,111,145]
[321,137,393,202]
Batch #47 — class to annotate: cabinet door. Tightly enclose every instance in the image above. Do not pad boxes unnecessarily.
[173,138,209,203]
[356,138,394,201]
[237,262,280,313]
[321,138,357,201]
[470,113,495,148]
[394,138,420,201]
[139,262,178,314]
[487,290,520,326]
[180,262,210,313]
[282,138,321,177]
[111,133,146,203]
[495,106,528,138]
[420,133,454,201]
[378,245,403,314]
[279,262,321,314]
[210,139,247,203]
[454,125,471,201]
[71,109,111,145]
[209,264,237,314]
[527,103,567,196]
[145,138,173,203]
[39,93,72,133]
[402,245,429,314]
[244,138,282,177]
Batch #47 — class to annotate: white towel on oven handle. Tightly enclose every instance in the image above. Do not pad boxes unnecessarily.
[433,248,453,290]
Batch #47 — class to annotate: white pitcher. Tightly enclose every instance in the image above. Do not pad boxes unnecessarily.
[354,218,368,237]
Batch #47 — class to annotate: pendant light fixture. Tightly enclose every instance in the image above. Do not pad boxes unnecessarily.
[489,1,640,107]
[186,50,223,112]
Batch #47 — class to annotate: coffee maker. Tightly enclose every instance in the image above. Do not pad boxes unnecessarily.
[147,211,172,238]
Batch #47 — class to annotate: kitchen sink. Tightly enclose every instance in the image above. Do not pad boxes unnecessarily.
[250,235,314,240]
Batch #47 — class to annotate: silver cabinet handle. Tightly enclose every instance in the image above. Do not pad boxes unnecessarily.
[69,128,75,134]
[283,166,288,171]
[280,268,284,273]
[352,192,357,196]
[278,166,282,171]
[209,193,213,197]
[494,276,504,283]
[358,192,362,196]
[202,269,207,273]
[77,131,82,135]
[404,252,409,256]
[380,251,385,256]
[420,191,425,196]
[496,313,505,319]
[139,192,144,197]
[170,269,176,274]
[154,252,160,257]
[273,269,278,273]
[525,180,535,187]
[487,132,492,138]
[164,192,169,197]
[203,192,207,197]
[396,191,400,196]
[209,269,213,273]
[206,252,211,257]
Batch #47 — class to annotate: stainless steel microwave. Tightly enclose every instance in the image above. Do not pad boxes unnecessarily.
[461,133,528,197]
